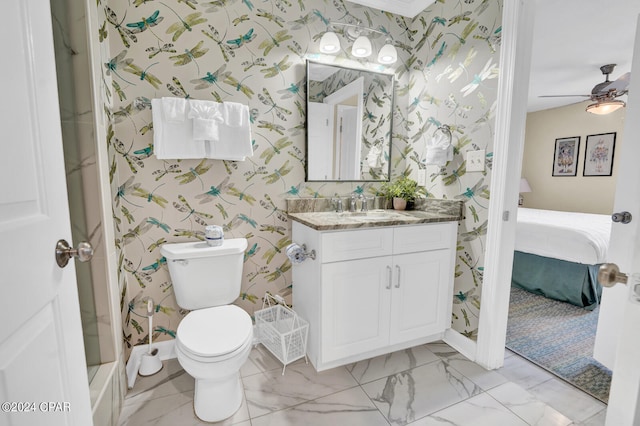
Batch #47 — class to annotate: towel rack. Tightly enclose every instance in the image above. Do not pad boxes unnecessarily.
[434,125,452,145]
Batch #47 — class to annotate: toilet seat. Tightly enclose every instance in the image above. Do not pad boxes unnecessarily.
[176,305,253,361]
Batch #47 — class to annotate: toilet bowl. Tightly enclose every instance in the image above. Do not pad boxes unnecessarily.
[160,239,251,422]
[175,305,253,422]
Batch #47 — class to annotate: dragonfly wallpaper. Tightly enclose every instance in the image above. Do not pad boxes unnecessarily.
[96,0,502,354]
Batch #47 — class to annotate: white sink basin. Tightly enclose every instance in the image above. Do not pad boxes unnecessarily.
[341,210,407,220]
[303,210,408,222]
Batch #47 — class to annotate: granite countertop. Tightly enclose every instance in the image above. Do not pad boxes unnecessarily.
[288,208,462,231]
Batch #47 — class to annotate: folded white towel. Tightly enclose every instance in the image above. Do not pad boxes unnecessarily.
[205,102,252,161]
[366,145,383,168]
[430,131,451,149]
[210,124,253,161]
[424,144,453,166]
[161,97,188,123]
[151,98,253,161]
[188,100,224,140]
[152,98,206,159]
[223,102,249,127]
[424,131,453,166]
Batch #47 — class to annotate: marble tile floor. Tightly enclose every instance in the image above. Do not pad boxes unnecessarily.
[118,342,607,426]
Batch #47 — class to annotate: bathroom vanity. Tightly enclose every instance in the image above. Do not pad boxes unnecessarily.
[288,206,461,371]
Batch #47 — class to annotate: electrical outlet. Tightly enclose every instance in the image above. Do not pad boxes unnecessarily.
[409,167,420,184]
[467,149,485,172]
[417,169,427,186]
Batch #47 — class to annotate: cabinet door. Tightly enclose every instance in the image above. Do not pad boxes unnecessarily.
[389,250,452,345]
[321,257,392,362]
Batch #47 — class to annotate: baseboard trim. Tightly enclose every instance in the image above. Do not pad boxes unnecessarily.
[443,329,477,361]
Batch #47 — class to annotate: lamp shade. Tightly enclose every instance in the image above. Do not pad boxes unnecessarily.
[519,178,532,193]
[586,99,625,115]
[351,35,372,57]
[377,42,397,64]
[319,31,340,54]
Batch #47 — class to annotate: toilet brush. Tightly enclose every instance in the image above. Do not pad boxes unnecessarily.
[138,298,163,376]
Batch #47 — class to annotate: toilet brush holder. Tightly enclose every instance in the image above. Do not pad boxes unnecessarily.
[138,298,163,376]
[139,348,163,376]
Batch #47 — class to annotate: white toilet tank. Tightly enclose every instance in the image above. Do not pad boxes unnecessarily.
[161,238,248,310]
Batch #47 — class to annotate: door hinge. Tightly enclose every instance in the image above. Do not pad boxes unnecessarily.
[502,210,510,221]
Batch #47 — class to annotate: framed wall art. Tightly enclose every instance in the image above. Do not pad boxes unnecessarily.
[552,136,580,176]
[583,132,616,176]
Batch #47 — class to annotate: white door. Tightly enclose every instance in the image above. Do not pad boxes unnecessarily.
[335,105,361,180]
[307,102,334,180]
[589,14,640,426]
[0,1,92,425]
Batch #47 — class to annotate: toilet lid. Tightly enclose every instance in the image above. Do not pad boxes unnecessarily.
[177,305,252,357]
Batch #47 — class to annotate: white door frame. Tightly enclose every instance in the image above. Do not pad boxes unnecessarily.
[599,15,640,425]
[0,0,93,423]
[476,1,640,423]
[475,0,535,369]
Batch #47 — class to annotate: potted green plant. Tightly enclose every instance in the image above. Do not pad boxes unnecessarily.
[380,176,426,210]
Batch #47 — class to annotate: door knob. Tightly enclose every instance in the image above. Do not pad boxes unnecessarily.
[55,239,93,268]
[611,211,632,224]
[598,263,628,287]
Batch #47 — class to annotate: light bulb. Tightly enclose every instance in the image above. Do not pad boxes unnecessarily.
[377,42,397,64]
[351,35,372,58]
[586,100,625,115]
[319,31,340,54]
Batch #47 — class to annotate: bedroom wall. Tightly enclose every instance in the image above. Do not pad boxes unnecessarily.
[521,101,625,214]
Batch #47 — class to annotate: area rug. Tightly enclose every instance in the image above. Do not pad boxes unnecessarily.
[506,286,612,403]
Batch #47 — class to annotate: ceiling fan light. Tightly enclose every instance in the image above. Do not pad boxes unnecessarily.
[319,31,340,54]
[377,42,397,64]
[586,99,626,115]
[351,35,372,57]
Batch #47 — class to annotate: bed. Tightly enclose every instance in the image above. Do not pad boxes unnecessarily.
[513,208,612,310]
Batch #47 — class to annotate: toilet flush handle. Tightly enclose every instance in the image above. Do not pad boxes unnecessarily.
[173,259,189,266]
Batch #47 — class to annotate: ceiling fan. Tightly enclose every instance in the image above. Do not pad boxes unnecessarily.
[540,64,630,114]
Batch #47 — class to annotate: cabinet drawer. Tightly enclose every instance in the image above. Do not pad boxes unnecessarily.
[321,227,393,263]
[393,222,455,254]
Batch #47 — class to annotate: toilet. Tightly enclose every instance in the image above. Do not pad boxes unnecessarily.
[160,238,252,422]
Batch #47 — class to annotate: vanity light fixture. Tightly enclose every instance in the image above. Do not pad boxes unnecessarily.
[319,21,398,65]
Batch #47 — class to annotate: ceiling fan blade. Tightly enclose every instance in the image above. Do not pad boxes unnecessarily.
[538,95,590,98]
[601,72,630,92]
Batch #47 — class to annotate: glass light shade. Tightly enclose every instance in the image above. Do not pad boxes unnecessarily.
[319,31,340,54]
[351,35,372,57]
[585,99,625,115]
[377,43,397,64]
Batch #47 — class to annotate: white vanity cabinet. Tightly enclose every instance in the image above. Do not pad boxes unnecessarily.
[291,220,457,371]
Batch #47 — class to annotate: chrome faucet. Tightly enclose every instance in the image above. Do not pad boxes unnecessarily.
[359,194,369,212]
[332,194,343,213]
[350,193,357,212]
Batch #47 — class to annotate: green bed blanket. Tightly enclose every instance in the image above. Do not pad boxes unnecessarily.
[512,251,602,310]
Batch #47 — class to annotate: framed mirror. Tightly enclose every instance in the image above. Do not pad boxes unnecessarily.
[306,60,394,182]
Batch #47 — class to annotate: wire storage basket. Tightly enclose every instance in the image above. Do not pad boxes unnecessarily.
[254,293,308,375]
